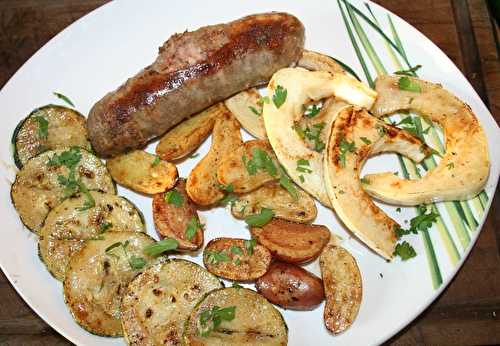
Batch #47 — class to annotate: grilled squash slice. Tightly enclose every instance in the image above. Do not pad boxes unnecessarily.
[156,103,221,161]
[263,67,376,207]
[12,105,90,168]
[63,231,156,337]
[38,191,145,281]
[225,89,267,140]
[152,179,203,251]
[319,244,362,334]
[121,259,223,346]
[11,147,115,232]
[184,287,288,345]
[365,75,490,204]
[324,107,428,259]
[107,150,177,195]
[203,238,271,281]
[217,140,279,193]
[187,106,243,206]
[231,181,317,224]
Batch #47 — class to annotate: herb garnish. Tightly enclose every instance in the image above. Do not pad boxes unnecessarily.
[360,136,371,145]
[218,183,237,206]
[394,65,422,76]
[278,166,298,200]
[272,85,287,108]
[105,240,146,270]
[232,282,243,289]
[33,116,49,139]
[48,147,81,168]
[244,239,257,255]
[230,245,244,256]
[394,241,416,260]
[165,189,184,207]
[398,77,421,93]
[296,159,312,173]
[360,177,370,185]
[206,250,231,264]
[338,138,356,167]
[143,238,179,257]
[446,162,454,170]
[248,106,262,116]
[244,208,274,227]
[185,217,202,241]
[198,306,236,337]
[151,156,161,167]
[53,92,75,107]
[304,104,321,118]
[257,96,270,105]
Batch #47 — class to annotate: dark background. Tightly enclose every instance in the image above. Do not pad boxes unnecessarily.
[0,0,499,345]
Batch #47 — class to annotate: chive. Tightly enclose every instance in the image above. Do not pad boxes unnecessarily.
[53,92,75,107]
[151,156,161,167]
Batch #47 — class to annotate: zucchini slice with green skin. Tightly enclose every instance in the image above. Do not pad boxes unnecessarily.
[63,231,157,337]
[38,191,145,281]
[11,147,115,233]
[121,259,223,346]
[12,105,90,168]
[184,287,288,345]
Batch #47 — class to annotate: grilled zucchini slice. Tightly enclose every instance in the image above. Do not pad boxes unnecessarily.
[12,105,90,168]
[11,147,115,232]
[121,259,223,345]
[63,231,156,337]
[184,287,288,345]
[38,191,145,281]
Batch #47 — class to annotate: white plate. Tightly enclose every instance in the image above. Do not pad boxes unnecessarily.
[0,0,498,345]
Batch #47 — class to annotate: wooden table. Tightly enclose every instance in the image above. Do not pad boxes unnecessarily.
[0,1,498,345]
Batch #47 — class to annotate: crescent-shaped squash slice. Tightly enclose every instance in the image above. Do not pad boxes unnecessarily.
[263,68,377,206]
[364,75,490,205]
[324,107,428,259]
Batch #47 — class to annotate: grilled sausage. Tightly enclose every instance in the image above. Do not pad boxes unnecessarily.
[87,13,305,157]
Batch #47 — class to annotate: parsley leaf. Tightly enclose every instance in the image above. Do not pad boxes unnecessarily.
[446,162,454,170]
[198,306,236,337]
[33,116,49,139]
[99,222,112,233]
[53,92,75,107]
[338,138,356,167]
[257,96,270,105]
[244,239,257,255]
[248,106,262,116]
[242,155,258,176]
[185,217,202,241]
[205,250,231,264]
[165,189,184,207]
[143,238,179,257]
[304,104,321,118]
[151,156,161,167]
[272,85,287,108]
[76,180,96,211]
[398,77,421,93]
[251,148,277,177]
[129,256,146,270]
[394,241,417,260]
[230,245,244,256]
[48,147,81,169]
[244,208,274,227]
[296,159,312,173]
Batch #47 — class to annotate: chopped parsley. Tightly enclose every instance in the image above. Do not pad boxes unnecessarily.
[151,156,161,167]
[278,166,298,200]
[398,76,421,93]
[99,222,112,233]
[48,147,81,169]
[242,155,257,175]
[244,239,257,255]
[272,85,287,108]
[232,282,243,289]
[206,250,231,264]
[230,245,244,256]
[296,159,312,173]
[251,148,277,177]
[394,64,422,76]
[220,193,237,207]
[143,238,179,257]
[33,116,49,139]
[257,96,270,105]
[376,124,387,137]
[248,106,262,116]
[394,241,417,260]
[198,306,236,337]
[446,162,454,170]
[185,217,202,241]
[53,92,75,107]
[234,258,241,266]
[396,207,402,213]
[244,208,274,227]
[76,180,96,211]
[299,175,305,183]
[105,241,146,270]
[360,136,371,145]
[129,256,147,270]
[338,138,356,167]
[165,189,184,207]
[304,104,321,118]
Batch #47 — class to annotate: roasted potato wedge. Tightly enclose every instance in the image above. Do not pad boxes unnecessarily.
[256,261,324,310]
[231,182,317,223]
[217,140,278,193]
[319,244,362,334]
[63,231,156,336]
[184,287,288,345]
[251,219,330,263]
[156,103,221,161]
[224,88,267,139]
[152,179,203,251]
[121,259,223,346]
[38,191,145,281]
[187,106,243,205]
[106,150,177,195]
[203,238,271,281]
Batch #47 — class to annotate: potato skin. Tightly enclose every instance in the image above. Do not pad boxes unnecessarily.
[251,219,330,263]
[152,179,203,251]
[256,262,324,310]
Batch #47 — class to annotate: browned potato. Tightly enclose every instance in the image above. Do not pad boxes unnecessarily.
[152,179,203,251]
[156,103,221,161]
[106,150,177,194]
[203,238,271,281]
[187,107,243,205]
[256,261,324,310]
[217,140,278,193]
[232,181,317,223]
[251,219,330,264]
[224,88,267,139]
[319,244,362,334]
